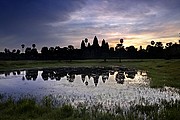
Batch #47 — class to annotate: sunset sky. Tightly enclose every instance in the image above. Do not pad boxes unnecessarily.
[0,0,180,51]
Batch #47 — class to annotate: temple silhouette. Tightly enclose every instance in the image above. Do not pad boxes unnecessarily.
[0,36,180,60]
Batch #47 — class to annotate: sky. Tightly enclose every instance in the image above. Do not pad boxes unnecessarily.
[0,0,180,51]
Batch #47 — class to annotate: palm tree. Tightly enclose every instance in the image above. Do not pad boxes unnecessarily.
[120,38,124,44]
[32,44,36,49]
[21,44,25,53]
[151,41,155,46]
[119,38,124,62]
[155,42,163,48]
[85,38,88,47]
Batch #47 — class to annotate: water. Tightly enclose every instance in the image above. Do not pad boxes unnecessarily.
[0,67,179,108]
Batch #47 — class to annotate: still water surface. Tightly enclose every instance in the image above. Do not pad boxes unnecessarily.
[0,67,179,108]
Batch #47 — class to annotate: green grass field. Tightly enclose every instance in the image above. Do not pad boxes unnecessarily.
[0,59,179,88]
[0,59,180,119]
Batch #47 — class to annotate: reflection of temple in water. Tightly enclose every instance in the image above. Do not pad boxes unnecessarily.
[102,72,109,83]
[92,74,99,86]
[0,67,146,86]
[81,74,86,83]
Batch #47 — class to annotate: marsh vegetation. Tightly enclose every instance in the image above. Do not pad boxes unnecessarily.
[0,59,180,119]
[0,94,180,120]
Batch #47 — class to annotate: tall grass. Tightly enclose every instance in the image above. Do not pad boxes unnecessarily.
[0,94,180,120]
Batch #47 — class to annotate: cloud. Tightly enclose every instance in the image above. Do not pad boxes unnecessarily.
[0,0,86,50]
[0,0,180,50]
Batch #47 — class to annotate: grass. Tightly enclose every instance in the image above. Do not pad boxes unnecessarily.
[0,59,146,70]
[0,94,180,120]
[0,59,179,88]
[122,59,180,88]
[0,59,180,119]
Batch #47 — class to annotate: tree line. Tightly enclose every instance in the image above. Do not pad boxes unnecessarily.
[0,36,180,60]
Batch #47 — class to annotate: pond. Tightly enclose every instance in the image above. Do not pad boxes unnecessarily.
[0,67,180,109]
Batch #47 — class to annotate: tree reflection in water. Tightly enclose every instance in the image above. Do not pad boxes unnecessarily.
[102,72,109,83]
[81,74,86,83]
[67,73,75,82]
[1,67,146,87]
[125,70,137,79]
[25,70,38,80]
[115,72,125,84]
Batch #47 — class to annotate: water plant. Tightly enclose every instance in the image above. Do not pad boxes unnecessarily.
[0,94,180,120]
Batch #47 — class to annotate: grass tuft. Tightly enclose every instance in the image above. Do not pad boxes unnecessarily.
[0,95,180,120]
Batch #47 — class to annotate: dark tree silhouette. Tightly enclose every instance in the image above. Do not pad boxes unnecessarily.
[68,45,74,51]
[120,38,124,44]
[116,38,124,62]
[165,42,173,59]
[32,44,36,49]
[1,36,180,60]
[85,38,88,47]
[28,44,38,59]
[49,47,55,54]
[155,42,163,48]
[126,46,137,58]
[54,46,61,59]
[68,45,74,62]
[12,49,16,53]
[4,48,10,54]
[25,47,32,58]
[151,41,155,46]
[21,44,25,53]
[41,47,49,55]
[166,42,172,48]
[31,48,38,59]
[16,49,21,54]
